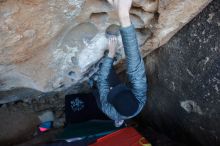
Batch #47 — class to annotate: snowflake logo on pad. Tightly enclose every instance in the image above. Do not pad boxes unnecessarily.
[70,98,85,112]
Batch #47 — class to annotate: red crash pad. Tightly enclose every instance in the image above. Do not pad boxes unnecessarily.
[89,127,151,146]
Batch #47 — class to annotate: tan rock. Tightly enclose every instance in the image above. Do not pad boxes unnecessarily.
[133,0,159,13]
[130,7,155,27]
[142,0,212,55]
[0,0,212,95]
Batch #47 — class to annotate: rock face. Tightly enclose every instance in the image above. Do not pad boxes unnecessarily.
[0,0,211,96]
[140,0,220,145]
[0,109,40,145]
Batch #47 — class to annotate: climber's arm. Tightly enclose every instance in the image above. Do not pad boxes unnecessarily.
[120,25,147,109]
[97,37,123,120]
[97,55,123,120]
[97,55,113,102]
[118,0,147,109]
[97,36,117,101]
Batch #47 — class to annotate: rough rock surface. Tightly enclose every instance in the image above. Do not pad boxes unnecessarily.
[140,0,220,145]
[0,91,67,146]
[0,109,40,145]
[0,0,211,96]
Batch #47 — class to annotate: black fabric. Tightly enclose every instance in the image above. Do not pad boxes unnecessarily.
[107,66,121,87]
[106,67,139,117]
[107,84,139,117]
[65,93,108,124]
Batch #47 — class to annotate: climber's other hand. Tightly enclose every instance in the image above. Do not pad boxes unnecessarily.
[107,36,117,58]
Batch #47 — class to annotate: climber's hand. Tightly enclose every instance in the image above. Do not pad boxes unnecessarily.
[107,36,117,58]
[107,0,132,27]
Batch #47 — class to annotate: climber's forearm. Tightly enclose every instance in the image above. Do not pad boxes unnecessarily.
[119,12,131,28]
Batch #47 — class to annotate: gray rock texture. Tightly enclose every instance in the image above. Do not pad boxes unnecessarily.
[140,0,220,145]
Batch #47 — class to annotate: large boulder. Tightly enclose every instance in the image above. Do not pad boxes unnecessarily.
[140,0,220,145]
[0,0,211,96]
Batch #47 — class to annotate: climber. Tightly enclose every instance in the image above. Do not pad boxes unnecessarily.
[92,0,147,127]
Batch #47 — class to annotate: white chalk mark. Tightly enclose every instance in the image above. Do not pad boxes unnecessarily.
[186,68,194,78]
[180,100,203,115]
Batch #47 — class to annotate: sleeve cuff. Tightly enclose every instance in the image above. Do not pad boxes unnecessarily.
[120,24,135,35]
[103,56,114,66]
